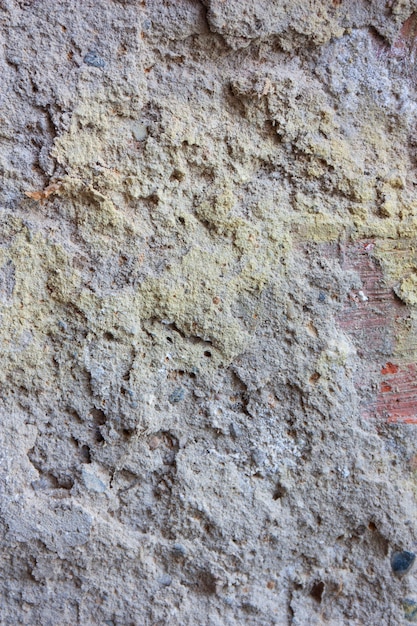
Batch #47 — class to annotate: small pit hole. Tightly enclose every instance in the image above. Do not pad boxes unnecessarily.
[171,169,185,182]
[80,445,91,464]
[51,473,74,490]
[90,408,107,425]
[310,581,325,603]
[95,428,105,443]
[309,372,321,384]
[204,350,212,358]
[273,483,287,500]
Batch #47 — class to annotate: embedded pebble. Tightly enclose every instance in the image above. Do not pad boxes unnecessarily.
[131,122,148,142]
[251,448,266,466]
[172,543,187,557]
[358,290,368,302]
[149,436,161,450]
[82,467,107,493]
[169,387,185,403]
[391,551,416,577]
[157,574,172,586]
[403,599,417,622]
[83,50,106,68]
[229,422,242,439]
[31,478,50,492]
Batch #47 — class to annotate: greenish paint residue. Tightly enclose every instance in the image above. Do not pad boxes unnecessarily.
[8,70,417,402]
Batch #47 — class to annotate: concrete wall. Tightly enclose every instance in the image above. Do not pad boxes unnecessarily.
[2,1,417,623]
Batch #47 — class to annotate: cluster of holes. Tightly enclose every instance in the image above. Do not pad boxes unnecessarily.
[90,407,106,443]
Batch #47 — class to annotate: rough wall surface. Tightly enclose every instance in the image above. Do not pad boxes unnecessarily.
[2,1,417,624]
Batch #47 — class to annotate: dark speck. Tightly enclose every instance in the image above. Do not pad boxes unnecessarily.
[169,387,185,404]
[84,51,106,69]
[391,551,416,577]
[273,482,287,500]
[318,292,326,303]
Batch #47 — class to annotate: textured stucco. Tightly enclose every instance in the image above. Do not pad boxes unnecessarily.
[2,1,417,624]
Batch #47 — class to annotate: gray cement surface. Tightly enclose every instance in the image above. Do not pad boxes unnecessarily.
[2,1,417,624]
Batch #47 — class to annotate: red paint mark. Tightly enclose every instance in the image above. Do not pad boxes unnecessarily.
[388,415,417,424]
[322,240,417,424]
[391,13,417,59]
[335,240,406,358]
[376,364,417,424]
[381,382,392,393]
[381,362,399,375]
